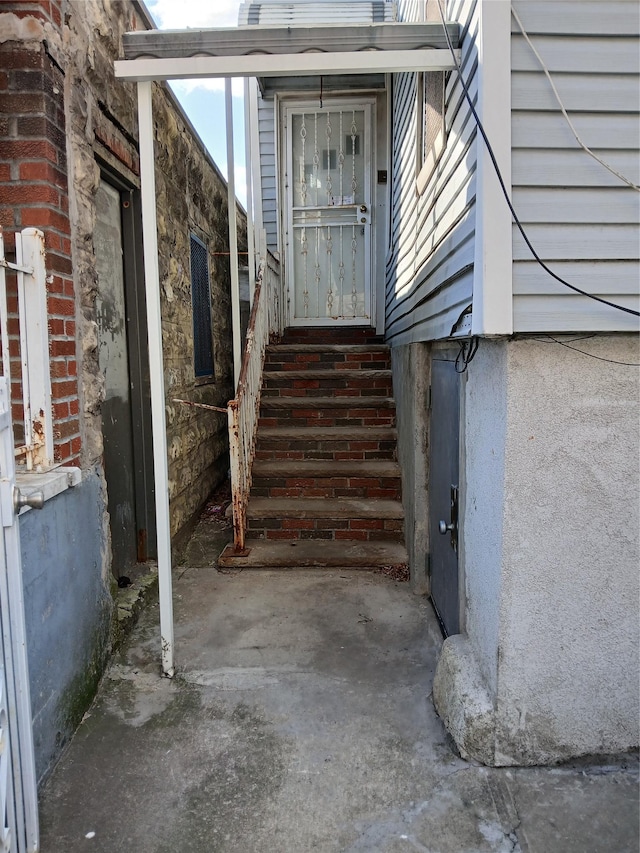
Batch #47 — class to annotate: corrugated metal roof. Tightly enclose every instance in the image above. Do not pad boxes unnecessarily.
[238,1,397,26]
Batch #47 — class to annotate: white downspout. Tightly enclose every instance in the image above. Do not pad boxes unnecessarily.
[226,78,242,388]
[137,81,175,678]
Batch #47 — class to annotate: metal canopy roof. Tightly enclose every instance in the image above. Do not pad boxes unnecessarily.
[115,22,461,81]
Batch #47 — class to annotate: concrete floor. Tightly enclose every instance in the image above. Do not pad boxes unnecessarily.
[39,518,638,853]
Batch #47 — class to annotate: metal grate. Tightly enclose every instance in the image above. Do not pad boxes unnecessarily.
[190,234,214,378]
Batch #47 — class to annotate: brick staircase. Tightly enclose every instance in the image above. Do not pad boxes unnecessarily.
[219,327,408,569]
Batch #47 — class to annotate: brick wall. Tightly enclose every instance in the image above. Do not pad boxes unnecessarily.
[0,1,80,465]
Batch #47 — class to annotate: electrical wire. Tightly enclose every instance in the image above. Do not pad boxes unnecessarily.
[533,336,640,366]
[435,0,640,319]
[455,336,479,372]
[511,6,640,193]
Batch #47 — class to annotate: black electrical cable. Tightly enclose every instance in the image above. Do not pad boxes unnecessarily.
[534,336,640,367]
[436,0,640,319]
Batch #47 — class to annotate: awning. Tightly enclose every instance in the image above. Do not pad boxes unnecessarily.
[115,22,461,81]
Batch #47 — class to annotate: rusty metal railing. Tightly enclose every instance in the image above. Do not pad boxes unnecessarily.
[227,249,282,552]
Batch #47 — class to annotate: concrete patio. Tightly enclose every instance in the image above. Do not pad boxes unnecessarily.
[38,515,639,853]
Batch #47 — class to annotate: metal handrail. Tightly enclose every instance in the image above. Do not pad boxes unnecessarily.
[227,250,282,551]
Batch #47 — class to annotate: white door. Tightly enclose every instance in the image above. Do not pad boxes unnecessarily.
[0,379,39,852]
[286,102,373,325]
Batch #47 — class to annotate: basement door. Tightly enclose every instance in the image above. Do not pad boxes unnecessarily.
[428,356,460,636]
[95,177,156,577]
[285,102,373,325]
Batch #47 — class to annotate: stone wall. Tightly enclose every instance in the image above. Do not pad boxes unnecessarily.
[0,0,244,780]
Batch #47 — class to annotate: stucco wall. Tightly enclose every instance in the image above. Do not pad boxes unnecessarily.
[435,334,640,765]
[390,343,430,593]
[20,470,111,785]
[496,335,639,763]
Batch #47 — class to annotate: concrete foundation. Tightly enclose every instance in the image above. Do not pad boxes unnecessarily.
[19,470,111,784]
[434,335,640,765]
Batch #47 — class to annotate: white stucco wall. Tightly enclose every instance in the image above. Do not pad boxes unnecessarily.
[435,334,640,765]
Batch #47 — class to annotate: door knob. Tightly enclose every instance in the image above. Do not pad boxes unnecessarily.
[359,204,367,212]
[438,520,456,534]
[13,487,44,513]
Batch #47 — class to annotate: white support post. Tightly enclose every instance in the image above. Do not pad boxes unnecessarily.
[226,77,242,389]
[137,81,175,678]
[471,0,513,336]
[244,78,256,305]
[248,79,264,278]
[16,229,53,471]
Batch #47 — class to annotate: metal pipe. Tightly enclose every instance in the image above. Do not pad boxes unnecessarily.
[226,78,242,389]
[137,81,175,678]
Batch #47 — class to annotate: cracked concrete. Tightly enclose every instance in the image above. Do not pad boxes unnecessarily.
[38,519,638,852]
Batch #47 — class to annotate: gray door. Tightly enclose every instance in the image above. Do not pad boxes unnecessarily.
[429,357,460,636]
[95,179,139,578]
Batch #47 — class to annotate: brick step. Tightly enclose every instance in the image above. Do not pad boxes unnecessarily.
[262,369,393,398]
[251,459,401,500]
[255,426,398,461]
[265,344,390,372]
[243,497,404,542]
[218,539,408,570]
[259,396,396,429]
[280,327,382,345]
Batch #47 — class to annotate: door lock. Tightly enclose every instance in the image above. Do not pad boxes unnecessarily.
[13,487,44,514]
[359,204,367,212]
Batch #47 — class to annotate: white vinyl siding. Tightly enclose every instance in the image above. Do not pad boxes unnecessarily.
[510,0,640,332]
[257,94,279,253]
[386,0,478,345]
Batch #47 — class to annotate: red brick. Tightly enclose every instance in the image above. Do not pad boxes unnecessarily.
[51,379,77,398]
[21,206,69,232]
[48,296,74,316]
[46,252,72,275]
[282,519,315,530]
[69,398,79,415]
[335,530,367,540]
[50,339,74,357]
[48,318,64,335]
[350,519,384,530]
[56,419,79,439]
[53,401,69,419]
[266,530,299,540]
[19,161,67,188]
[0,47,44,71]
[67,359,77,377]
[0,164,11,181]
[70,436,81,455]
[0,139,57,162]
[0,93,44,115]
[50,360,69,378]
[55,441,69,461]
[2,183,59,205]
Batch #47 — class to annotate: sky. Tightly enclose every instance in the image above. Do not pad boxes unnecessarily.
[144,0,247,205]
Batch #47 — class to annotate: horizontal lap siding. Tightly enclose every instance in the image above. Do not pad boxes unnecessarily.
[386,0,478,345]
[257,95,279,252]
[511,0,640,332]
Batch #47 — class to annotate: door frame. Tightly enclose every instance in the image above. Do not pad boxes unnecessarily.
[96,161,157,565]
[281,97,376,327]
